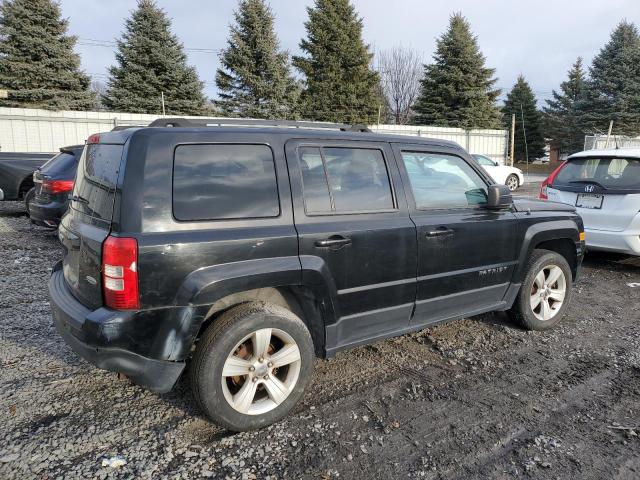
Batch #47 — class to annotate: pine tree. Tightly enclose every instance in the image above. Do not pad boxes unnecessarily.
[579,20,640,137]
[293,0,381,124]
[216,0,299,119]
[104,0,205,114]
[413,13,501,129]
[502,75,545,161]
[0,0,95,110]
[543,57,587,155]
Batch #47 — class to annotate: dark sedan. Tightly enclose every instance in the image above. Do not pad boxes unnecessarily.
[28,145,84,228]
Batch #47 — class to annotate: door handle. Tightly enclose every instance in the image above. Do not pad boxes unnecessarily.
[426,227,454,238]
[315,236,352,248]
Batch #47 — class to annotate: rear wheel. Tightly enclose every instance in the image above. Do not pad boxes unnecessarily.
[190,302,314,431]
[506,174,519,191]
[508,249,572,330]
[24,187,36,215]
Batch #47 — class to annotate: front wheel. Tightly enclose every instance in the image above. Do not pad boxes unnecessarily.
[508,249,573,330]
[189,302,315,431]
[506,174,519,191]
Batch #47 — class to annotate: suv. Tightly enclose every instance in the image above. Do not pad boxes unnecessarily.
[541,148,640,256]
[49,119,585,431]
[28,145,84,227]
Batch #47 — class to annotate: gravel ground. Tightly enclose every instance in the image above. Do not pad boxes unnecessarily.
[1,187,639,479]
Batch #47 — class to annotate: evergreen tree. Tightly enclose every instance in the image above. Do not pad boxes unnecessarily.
[502,75,545,161]
[543,57,587,155]
[216,0,299,119]
[0,0,95,110]
[579,20,640,136]
[293,0,381,124]
[413,13,501,129]
[104,0,205,114]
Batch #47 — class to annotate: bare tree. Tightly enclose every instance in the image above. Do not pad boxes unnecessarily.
[377,47,423,124]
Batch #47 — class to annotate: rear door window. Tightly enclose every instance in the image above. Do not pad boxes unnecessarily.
[72,144,124,221]
[172,144,280,221]
[555,157,640,190]
[298,146,394,214]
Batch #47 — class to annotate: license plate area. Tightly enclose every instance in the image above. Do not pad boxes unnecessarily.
[576,193,604,209]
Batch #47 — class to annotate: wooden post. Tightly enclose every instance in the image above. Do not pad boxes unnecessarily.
[605,120,614,148]
[510,114,516,167]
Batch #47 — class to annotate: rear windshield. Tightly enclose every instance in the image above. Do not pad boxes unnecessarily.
[555,157,640,190]
[40,151,79,176]
[71,144,124,221]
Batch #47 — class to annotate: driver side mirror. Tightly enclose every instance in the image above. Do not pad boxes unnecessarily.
[486,184,512,209]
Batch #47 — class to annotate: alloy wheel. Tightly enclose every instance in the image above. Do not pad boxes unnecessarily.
[529,265,566,321]
[506,175,519,191]
[221,328,301,415]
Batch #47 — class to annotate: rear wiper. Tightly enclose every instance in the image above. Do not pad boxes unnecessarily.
[568,180,608,190]
[70,194,89,204]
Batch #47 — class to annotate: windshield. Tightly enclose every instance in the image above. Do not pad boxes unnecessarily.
[555,157,640,190]
[473,155,495,167]
[40,151,79,176]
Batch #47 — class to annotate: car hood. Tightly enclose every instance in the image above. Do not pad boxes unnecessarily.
[512,199,576,213]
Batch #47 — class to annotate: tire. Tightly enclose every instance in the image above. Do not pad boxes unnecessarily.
[507,249,573,331]
[24,187,36,215]
[189,302,315,431]
[506,174,519,191]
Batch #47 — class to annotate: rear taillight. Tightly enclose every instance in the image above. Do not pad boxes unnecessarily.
[539,162,567,200]
[87,133,100,144]
[42,179,74,194]
[102,236,140,310]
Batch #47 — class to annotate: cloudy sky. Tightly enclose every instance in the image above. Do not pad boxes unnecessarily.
[60,0,639,105]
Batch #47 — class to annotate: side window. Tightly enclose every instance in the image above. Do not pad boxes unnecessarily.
[299,147,332,213]
[401,152,488,209]
[173,144,280,221]
[298,146,394,214]
[475,155,495,167]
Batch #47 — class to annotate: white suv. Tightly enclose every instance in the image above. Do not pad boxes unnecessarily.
[542,148,640,256]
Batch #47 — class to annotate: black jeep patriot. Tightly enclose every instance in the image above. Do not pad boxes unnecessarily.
[49,118,585,431]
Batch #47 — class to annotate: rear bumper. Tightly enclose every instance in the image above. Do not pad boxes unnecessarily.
[29,199,68,227]
[585,228,640,255]
[48,265,185,393]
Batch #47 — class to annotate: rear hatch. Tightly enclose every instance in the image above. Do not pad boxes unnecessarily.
[58,140,125,309]
[547,156,640,232]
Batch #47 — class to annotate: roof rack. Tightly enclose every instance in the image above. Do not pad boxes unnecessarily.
[147,117,371,133]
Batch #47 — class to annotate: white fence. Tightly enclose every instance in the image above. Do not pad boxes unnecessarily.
[0,107,508,163]
[584,134,640,151]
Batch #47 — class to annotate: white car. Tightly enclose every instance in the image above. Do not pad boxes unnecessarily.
[472,154,524,191]
[541,148,640,256]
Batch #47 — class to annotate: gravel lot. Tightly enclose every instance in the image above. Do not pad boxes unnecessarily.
[1,185,639,479]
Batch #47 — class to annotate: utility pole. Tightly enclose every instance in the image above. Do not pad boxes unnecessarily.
[161,91,166,116]
[510,114,516,167]
[520,104,529,165]
[604,120,614,148]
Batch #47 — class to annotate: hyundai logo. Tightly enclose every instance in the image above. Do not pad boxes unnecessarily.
[584,185,595,193]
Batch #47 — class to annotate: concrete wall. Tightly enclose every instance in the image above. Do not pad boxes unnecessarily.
[0,107,508,163]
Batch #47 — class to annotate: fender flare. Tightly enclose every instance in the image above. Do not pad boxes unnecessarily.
[513,219,581,282]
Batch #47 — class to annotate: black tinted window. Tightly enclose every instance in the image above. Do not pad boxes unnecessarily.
[72,144,123,221]
[173,144,280,221]
[298,146,394,214]
[40,151,79,176]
